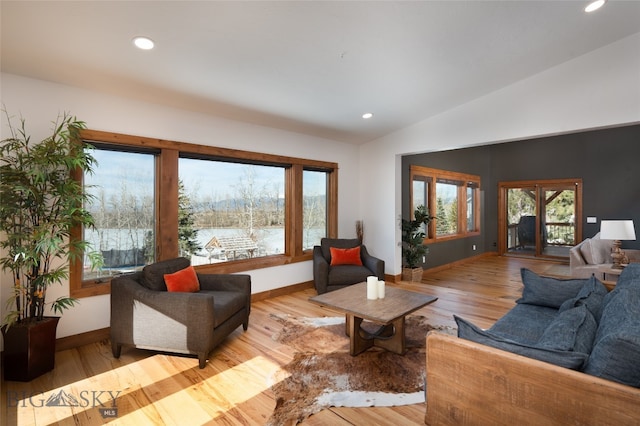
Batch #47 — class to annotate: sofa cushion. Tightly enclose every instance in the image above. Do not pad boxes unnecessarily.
[559,276,608,321]
[537,305,597,354]
[600,264,640,312]
[517,268,589,309]
[489,304,558,345]
[611,263,640,292]
[455,316,589,370]
[594,288,640,346]
[143,257,191,291]
[164,265,200,293]
[582,288,640,387]
[582,332,640,387]
[330,246,363,266]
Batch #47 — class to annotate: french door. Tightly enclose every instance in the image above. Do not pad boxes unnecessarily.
[498,179,582,259]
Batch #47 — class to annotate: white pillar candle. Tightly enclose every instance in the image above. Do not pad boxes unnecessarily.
[377,280,385,299]
[367,276,378,299]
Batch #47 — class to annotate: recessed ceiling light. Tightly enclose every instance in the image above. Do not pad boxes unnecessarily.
[585,0,606,12]
[362,113,374,119]
[133,36,155,50]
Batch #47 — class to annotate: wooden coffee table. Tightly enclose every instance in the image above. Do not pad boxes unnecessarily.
[309,282,438,356]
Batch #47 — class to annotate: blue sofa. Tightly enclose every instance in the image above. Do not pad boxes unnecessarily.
[426,264,640,425]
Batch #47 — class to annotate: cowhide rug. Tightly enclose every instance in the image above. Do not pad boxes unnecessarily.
[266,314,456,425]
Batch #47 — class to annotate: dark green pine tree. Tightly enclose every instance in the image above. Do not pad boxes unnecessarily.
[436,196,450,235]
[178,180,201,257]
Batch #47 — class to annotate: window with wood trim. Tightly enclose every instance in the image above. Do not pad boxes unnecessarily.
[82,146,157,283]
[70,130,338,298]
[409,165,481,242]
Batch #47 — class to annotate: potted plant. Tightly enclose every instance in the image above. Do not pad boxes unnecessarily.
[0,110,97,381]
[401,205,431,282]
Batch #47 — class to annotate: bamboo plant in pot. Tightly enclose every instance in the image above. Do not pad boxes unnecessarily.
[0,110,97,381]
[401,205,431,282]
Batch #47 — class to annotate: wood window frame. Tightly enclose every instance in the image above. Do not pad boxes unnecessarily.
[409,165,481,244]
[70,130,338,298]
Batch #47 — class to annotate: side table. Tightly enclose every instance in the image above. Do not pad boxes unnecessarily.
[597,264,623,288]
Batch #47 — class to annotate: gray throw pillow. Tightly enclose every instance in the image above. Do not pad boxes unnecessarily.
[516,268,590,309]
[537,305,597,354]
[455,315,589,370]
[559,276,608,321]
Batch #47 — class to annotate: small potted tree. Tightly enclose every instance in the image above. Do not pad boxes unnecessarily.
[401,205,431,282]
[0,110,97,381]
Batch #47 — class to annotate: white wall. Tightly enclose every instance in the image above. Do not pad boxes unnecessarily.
[359,32,640,275]
[0,73,361,339]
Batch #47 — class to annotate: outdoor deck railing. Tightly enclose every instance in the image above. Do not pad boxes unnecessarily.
[508,222,575,249]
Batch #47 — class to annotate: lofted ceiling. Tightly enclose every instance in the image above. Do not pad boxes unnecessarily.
[2,1,639,144]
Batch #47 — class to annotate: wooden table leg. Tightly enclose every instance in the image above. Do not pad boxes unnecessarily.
[347,314,407,356]
[347,315,374,356]
[373,316,406,355]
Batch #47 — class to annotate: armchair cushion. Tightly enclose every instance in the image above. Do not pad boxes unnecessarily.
[142,257,190,291]
[330,246,363,266]
[328,264,375,286]
[202,290,249,328]
[164,265,200,293]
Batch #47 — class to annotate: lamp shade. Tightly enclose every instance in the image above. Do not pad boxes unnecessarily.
[600,220,636,241]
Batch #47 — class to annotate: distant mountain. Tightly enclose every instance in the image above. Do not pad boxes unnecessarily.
[191,196,284,212]
[191,195,325,212]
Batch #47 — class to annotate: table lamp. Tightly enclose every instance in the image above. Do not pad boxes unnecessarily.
[600,220,636,269]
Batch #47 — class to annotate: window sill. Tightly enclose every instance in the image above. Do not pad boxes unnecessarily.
[71,253,313,298]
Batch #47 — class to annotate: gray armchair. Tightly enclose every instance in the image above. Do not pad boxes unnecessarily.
[313,238,385,294]
[110,257,251,368]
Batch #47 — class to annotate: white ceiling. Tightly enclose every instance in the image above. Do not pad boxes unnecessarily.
[2,1,640,144]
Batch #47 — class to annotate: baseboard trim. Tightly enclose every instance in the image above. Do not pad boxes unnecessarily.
[393,252,498,282]
[426,252,497,274]
[56,327,110,352]
[251,281,314,302]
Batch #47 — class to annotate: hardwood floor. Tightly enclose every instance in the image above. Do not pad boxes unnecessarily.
[1,256,568,425]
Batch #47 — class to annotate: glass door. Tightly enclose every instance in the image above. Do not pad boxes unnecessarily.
[499,179,582,260]
[505,187,537,255]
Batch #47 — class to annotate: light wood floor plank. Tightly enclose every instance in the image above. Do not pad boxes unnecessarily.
[1,256,568,425]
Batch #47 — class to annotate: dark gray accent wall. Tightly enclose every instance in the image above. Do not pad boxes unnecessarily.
[402,124,640,269]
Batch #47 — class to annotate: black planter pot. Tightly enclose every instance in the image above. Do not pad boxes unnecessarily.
[1,317,60,382]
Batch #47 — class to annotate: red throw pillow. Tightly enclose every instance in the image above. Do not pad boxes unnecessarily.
[330,246,363,266]
[164,265,200,293]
